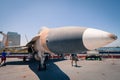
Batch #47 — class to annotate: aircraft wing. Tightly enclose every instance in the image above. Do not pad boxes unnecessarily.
[26,35,40,46]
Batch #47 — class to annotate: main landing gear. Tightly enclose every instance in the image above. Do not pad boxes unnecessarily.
[37,51,49,71]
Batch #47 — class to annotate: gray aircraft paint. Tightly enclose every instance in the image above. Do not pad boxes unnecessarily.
[46,27,87,54]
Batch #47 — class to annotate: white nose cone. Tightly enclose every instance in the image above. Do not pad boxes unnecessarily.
[83,28,117,50]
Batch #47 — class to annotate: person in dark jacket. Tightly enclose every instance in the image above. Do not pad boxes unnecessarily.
[71,54,78,67]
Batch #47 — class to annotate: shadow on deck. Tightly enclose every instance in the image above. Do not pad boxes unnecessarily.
[6,59,70,80]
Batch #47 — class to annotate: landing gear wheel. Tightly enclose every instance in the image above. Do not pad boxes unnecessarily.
[38,63,46,71]
[43,63,46,70]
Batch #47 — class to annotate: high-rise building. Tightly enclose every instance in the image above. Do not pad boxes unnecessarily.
[0,41,3,48]
[7,32,21,46]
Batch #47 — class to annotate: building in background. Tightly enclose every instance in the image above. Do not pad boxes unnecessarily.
[7,32,21,46]
[0,40,3,48]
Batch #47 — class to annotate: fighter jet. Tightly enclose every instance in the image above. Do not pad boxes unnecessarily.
[0,26,117,70]
[26,26,117,70]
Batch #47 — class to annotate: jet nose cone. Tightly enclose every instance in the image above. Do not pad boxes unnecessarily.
[83,28,117,50]
[109,34,117,40]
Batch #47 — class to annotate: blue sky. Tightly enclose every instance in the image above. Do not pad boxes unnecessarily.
[0,0,120,46]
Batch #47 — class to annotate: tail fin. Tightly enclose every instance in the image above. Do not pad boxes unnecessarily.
[0,32,8,47]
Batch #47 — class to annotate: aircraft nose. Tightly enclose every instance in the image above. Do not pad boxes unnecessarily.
[83,28,117,50]
[109,34,117,40]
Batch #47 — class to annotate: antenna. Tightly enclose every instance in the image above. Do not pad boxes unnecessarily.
[25,34,29,43]
[25,34,35,53]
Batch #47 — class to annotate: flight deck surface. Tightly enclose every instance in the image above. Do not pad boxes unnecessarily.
[0,58,120,80]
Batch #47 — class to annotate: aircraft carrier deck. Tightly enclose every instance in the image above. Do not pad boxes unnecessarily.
[0,58,120,80]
